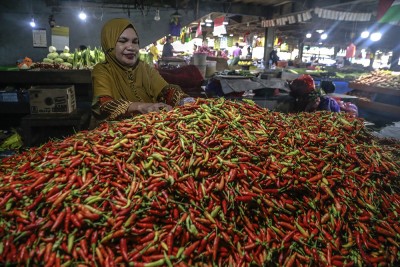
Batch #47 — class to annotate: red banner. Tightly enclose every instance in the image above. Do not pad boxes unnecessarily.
[377,0,394,20]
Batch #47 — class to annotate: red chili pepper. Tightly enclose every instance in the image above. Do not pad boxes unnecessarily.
[183,240,200,258]
[70,214,82,228]
[212,234,220,262]
[50,210,66,232]
[119,238,128,262]
[375,226,396,238]
[356,231,370,264]
[0,192,13,208]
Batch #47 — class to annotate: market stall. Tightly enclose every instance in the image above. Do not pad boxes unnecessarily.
[347,70,400,121]
[1,98,399,266]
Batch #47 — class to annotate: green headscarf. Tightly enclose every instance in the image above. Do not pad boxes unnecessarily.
[92,18,167,103]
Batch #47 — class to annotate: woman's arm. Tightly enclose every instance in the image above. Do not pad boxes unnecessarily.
[157,84,194,107]
[94,96,172,121]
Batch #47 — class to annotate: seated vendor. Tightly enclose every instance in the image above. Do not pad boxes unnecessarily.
[162,36,184,58]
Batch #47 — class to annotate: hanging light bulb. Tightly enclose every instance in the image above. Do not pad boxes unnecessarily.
[79,9,87,20]
[306,32,312,38]
[320,33,328,40]
[154,9,160,21]
[30,18,36,28]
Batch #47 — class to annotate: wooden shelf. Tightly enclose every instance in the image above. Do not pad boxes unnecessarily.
[0,70,92,85]
[348,82,400,96]
[0,70,93,143]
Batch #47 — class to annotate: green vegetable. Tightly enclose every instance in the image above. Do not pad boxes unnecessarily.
[43,58,54,63]
[54,57,64,64]
[47,52,59,60]
[49,46,57,53]
[59,52,71,60]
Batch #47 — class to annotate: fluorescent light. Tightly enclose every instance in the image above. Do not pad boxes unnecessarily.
[316,29,324,34]
[370,32,382,41]
[205,15,212,23]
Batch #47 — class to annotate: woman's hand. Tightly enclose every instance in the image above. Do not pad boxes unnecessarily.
[128,102,172,114]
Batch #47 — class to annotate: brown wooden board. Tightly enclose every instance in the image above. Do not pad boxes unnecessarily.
[348,82,400,96]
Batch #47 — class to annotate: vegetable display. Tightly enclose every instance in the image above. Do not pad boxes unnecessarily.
[352,70,400,89]
[0,98,399,266]
[33,46,105,70]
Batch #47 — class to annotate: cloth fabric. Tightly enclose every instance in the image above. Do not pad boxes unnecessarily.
[92,60,168,106]
[318,96,340,112]
[95,84,187,121]
[289,74,323,112]
[91,18,188,121]
[346,43,356,58]
[162,42,174,58]
[216,77,288,95]
[289,74,315,98]
[158,65,204,89]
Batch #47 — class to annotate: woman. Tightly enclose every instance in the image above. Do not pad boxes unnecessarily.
[149,41,160,64]
[92,18,193,123]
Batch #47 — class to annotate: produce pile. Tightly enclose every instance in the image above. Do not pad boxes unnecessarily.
[238,60,253,66]
[31,46,105,70]
[1,98,399,266]
[352,70,400,89]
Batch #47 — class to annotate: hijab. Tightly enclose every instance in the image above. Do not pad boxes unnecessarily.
[93,18,167,102]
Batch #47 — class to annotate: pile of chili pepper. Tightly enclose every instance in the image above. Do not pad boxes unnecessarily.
[0,98,399,267]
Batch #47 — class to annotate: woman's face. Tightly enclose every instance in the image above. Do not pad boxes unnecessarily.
[115,27,139,67]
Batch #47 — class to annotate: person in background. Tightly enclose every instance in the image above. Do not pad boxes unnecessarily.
[149,41,160,64]
[161,35,184,58]
[276,74,341,114]
[219,49,228,58]
[246,46,252,59]
[230,42,242,66]
[91,18,194,124]
[269,49,279,66]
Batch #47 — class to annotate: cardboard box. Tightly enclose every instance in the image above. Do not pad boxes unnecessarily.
[29,85,76,114]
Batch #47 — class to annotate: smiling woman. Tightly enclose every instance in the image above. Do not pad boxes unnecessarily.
[91,18,194,126]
